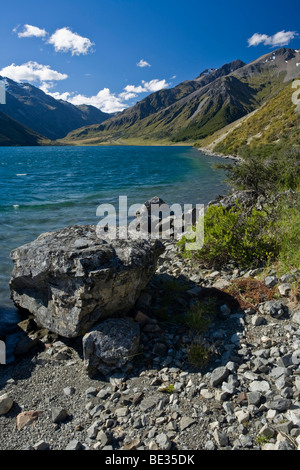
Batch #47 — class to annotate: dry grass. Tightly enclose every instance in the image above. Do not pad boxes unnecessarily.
[224,278,276,309]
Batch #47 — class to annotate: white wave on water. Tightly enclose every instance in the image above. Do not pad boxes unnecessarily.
[15,173,27,176]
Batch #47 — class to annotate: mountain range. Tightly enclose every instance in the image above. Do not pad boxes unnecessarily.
[0,77,111,142]
[0,48,299,152]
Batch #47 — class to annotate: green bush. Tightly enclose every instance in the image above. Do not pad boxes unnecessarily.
[187,341,212,368]
[217,148,300,196]
[178,203,278,269]
[275,197,300,272]
[185,299,216,332]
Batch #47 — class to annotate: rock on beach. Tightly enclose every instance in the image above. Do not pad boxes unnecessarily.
[9,225,164,337]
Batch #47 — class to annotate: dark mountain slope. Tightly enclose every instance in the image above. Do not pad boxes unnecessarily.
[0,77,111,140]
[0,111,50,146]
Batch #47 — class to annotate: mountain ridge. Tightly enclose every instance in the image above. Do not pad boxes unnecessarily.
[60,48,300,146]
[0,77,112,140]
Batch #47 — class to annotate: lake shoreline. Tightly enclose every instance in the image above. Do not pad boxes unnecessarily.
[197,146,242,162]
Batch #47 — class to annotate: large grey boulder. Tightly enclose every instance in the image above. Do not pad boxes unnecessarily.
[82,317,140,376]
[9,225,164,337]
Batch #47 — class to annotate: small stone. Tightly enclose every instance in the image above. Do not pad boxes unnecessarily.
[247,391,261,406]
[116,407,129,418]
[86,420,101,439]
[287,408,300,426]
[262,443,276,450]
[235,410,250,425]
[156,433,172,450]
[51,407,69,423]
[85,387,98,397]
[258,424,275,440]
[212,279,231,290]
[134,311,150,326]
[140,397,158,412]
[200,388,214,399]
[148,440,158,450]
[187,286,202,297]
[220,304,231,317]
[249,380,270,393]
[210,366,229,387]
[213,429,229,447]
[65,440,82,450]
[277,284,291,296]
[16,411,43,430]
[265,276,278,288]
[97,430,112,447]
[275,421,293,434]
[260,336,272,348]
[0,393,13,415]
[292,311,300,326]
[83,318,140,376]
[267,398,291,412]
[124,438,141,451]
[252,315,267,326]
[179,416,196,431]
[244,307,256,315]
[33,440,49,450]
[204,440,216,450]
[261,300,287,319]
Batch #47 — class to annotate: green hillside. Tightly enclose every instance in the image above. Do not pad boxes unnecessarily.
[60,48,300,147]
[198,80,300,157]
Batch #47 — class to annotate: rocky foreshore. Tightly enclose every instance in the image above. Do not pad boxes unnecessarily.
[197,147,242,161]
[0,195,300,451]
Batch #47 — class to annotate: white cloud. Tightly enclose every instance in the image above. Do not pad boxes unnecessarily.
[48,88,126,113]
[142,79,169,92]
[137,59,151,67]
[48,27,94,55]
[16,24,48,38]
[122,79,169,95]
[0,61,68,84]
[118,90,139,101]
[248,30,298,47]
[42,78,170,113]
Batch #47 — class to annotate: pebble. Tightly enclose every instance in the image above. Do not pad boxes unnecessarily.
[0,240,299,451]
[0,393,13,415]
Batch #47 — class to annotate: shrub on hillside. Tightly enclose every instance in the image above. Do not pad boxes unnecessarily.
[178,204,278,269]
[217,148,300,196]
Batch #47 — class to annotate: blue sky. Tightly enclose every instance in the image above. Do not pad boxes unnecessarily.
[0,0,299,113]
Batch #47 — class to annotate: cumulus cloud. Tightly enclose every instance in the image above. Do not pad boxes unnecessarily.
[142,79,169,92]
[121,79,169,96]
[137,59,151,67]
[16,24,48,38]
[14,24,95,56]
[248,30,298,47]
[46,78,170,113]
[0,61,68,84]
[48,88,127,114]
[48,27,94,55]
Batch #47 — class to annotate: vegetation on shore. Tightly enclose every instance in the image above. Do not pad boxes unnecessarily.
[178,147,300,274]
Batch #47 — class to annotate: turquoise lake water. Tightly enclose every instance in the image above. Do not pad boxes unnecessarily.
[0,145,230,358]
